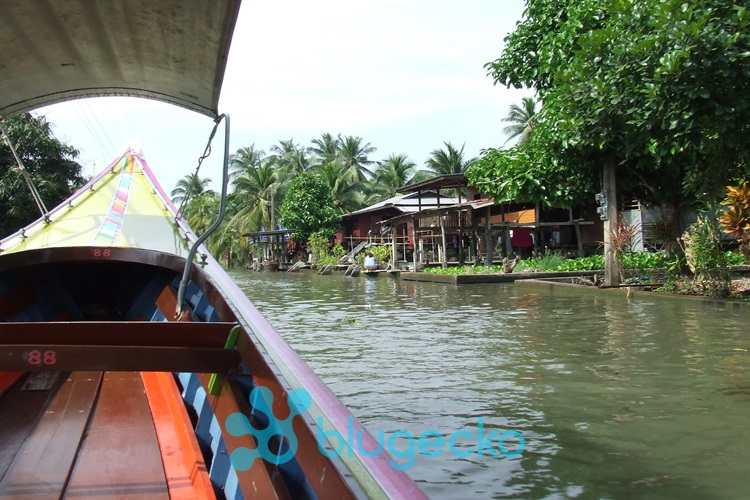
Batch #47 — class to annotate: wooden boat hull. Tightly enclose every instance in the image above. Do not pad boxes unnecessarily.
[0,152,425,499]
[0,1,425,495]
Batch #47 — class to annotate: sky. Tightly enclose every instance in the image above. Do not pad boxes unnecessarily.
[35,0,530,195]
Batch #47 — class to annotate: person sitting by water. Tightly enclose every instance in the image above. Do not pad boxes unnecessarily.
[364,252,378,271]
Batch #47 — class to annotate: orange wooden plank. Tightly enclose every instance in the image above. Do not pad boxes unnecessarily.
[0,371,102,500]
[141,372,215,500]
[63,372,169,499]
[0,371,24,397]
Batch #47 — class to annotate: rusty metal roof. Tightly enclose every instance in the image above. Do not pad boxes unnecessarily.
[0,0,241,118]
[397,173,467,193]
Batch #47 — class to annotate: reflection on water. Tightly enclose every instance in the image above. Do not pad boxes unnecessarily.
[229,269,750,499]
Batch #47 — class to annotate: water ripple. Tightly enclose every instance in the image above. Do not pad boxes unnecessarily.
[230,269,750,499]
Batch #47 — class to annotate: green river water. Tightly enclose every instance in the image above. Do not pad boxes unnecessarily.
[228,269,750,499]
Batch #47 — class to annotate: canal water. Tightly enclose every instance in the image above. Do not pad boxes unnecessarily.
[228,269,750,499]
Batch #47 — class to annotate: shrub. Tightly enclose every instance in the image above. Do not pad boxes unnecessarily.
[719,182,750,264]
[678,215,730,297]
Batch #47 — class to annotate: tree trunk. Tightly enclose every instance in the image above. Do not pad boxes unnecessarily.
[603,156,620,286]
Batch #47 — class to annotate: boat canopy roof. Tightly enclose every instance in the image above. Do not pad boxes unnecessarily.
[0,0,241,118]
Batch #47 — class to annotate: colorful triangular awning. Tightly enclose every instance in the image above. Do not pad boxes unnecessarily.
[1,150,191,258]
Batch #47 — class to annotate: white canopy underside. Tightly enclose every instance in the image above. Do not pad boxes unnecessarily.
[0,0,241,118]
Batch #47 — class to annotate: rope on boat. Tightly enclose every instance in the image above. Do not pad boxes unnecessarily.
[176,113,231,318]
[0,118,50,222]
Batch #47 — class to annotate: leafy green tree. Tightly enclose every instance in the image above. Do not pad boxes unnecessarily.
[279,173,340,242]
[425,141,477,175]
[478,0,750,210]
[502,96,538,145]
[0,114,85,238]
[468,141,594,207]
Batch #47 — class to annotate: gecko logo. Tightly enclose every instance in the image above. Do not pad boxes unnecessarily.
[224,386,312,470]
[225,386,525,472]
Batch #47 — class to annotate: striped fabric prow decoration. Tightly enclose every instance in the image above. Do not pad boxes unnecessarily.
[90,153,136,246]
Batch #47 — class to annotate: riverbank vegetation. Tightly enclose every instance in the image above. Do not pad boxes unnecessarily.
[423,250,744,276]
[461,0,750,297]
[170,134,477,266]
[4,0,748,301]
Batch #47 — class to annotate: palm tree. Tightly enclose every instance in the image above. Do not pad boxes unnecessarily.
[269,139,299,159]
[502,96,538,146]
[284,150,312,177]
[229,155,280,233]
[337,134,376,182]
[316,161,368,214]
[310,132,340,167]
[270,139,311,178]
[425,141,477,176]
[229,145,266,180]
[184,191,220,235]
[207,221,243,268]
[170,173,213,209]
[373,154,429,197]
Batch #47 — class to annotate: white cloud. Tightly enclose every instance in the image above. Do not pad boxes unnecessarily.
[38,0,531,192]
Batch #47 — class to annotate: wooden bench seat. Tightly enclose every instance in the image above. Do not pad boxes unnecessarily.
[0,321,241,373]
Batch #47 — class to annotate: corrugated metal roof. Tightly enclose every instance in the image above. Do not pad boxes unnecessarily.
[345,191,458,217]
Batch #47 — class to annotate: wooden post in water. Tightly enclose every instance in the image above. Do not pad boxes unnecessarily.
[411,216,418,271]
[484,206,493,265]
[391,233,397,270]
[440,215,447,269]
[603,156,620,286]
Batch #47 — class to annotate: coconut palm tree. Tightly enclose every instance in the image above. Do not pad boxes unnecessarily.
[228,155,280,233]
[502,96,538,146]
[315,161,368,214]
[270,139,311,179]
[230,145,266,180]
[425,141,477,176]
[372,154,430,198]
[170,173,213,210]
[309,132,341,167]
[184,191,220,236]
[337,134,376,182]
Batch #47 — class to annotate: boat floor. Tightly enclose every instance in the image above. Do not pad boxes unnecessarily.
[0,371,175,499]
